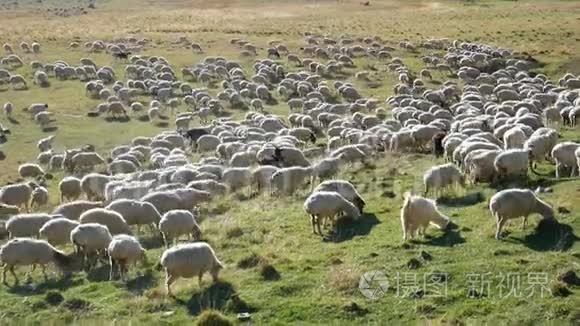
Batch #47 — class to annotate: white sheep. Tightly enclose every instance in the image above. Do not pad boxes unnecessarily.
[400,192,451,240]
[311,157,342,184]
[423,163,464,196]
[107,234,146,281]
[187,180,227,196]
[551,142,580,179]
[489,188,555,239]
[18,163,45,178]
[70,223,113,268]
[158,209,202,247]
[0,238,79,284]
[59,176,82,203]
[0,183,34,212]
[160,242,223,296]
[304,191,361,235]
[313,180,366,214]
[39,217,80,246]
[141,189,211,214]
[52,200,103,220]
[494,149,529,179]
[79,208,132,235]
[37,135,55,152]
[81,173,111,201]
[271,166,313,195]
[106,199,161,234]
[467,150,501,183]
[30,186,49,209]
[251,165,279,193]
[221,167,253,193]
[6,213,52,238]
[503,127,527,149]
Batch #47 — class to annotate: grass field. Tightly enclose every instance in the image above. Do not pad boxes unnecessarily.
[0,0,579,324]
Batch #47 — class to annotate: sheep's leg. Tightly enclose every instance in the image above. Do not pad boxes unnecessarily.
[198,272,203,287]
[9,266,18,285]
[41,265,48,281]
[310,215,317,234]
[109,259,115,281]
[522,216,528,230]
[2,265,7,284]
[316,215,323,235]
[495,215,506,240]
[555,163,561,179]
[162,234,169,248]
[165,272,176,296]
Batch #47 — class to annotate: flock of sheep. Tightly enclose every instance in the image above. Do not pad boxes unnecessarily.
[0,31,579,298]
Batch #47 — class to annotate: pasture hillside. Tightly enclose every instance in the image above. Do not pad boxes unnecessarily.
[0,0,578,324]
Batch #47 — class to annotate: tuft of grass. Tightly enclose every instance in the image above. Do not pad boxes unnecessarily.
[550,282,573,297]
[328,266,361,294]
[236,253,264,269]
[259,263,281,281]
[44,291,64,306]
[195,309,233,326]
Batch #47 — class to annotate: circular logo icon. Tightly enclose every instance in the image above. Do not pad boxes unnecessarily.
[359,271,389,300]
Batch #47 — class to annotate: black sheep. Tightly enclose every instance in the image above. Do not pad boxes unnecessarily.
[432,132,446,158]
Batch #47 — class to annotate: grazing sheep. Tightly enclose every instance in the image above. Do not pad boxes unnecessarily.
[423,163,464,196]
[18,163,45,179]
[30,186,49,209]
[221,167,253,193]
[313,180,366,213]
[551,142,580,179]
[107,234,146,281]
[79,208,132,235]
[400,192,451,240]
[158,210,202,247]
[39,218,80,246]
[37,135,55,152]
[0,238,79,285]
[304,191,361,235]
[160,242,223,296]
[187,180,227,196]
[106,199,161,234]
[494,149,529,179]
[503,127,527,150]
[81,173,111,201]
[141,189,211,215]
[271,166,313,195]
[52,200,104,220]
[3,102,13,117]
[0,183,34,212]
[70,223,113,268]
[489,188,555,239]
[6,213,52,238]
[59,177,82,203]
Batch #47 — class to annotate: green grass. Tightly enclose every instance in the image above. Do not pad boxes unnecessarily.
[0,0,579,324]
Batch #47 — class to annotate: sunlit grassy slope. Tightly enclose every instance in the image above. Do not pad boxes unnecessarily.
[0,0,578,324]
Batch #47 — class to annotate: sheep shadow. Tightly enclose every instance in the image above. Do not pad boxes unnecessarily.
[6,275,84,296]
[326,213,380,243]
[7,117,19,125]
[137,114,150,122]
[517,219,578,252]
[155,121,169,128]
[141,234,165,250]
[85,264,111,282]
[437,192,485,207]
[125,269,157,295]
[104,116,130,123]
[42,126,58,133]
[414,222,465,247]
[174,281,243,316]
